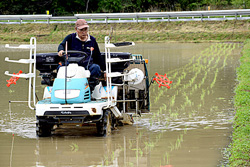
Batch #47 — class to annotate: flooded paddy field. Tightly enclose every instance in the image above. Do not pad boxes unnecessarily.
[0,42,242,167]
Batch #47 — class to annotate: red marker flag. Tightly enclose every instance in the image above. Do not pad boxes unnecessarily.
[153,73,172,89]
[6,70,23,87]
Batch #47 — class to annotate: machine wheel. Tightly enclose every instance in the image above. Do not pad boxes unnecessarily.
[96,110,112,137]
[36,117,53,137]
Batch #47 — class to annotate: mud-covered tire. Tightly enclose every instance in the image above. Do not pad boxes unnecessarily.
[36,117,53,137]
[96,110,112,137]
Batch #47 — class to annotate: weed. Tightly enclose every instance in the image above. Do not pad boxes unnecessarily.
[229,39,250,166]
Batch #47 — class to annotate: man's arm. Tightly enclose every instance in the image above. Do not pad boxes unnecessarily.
[92,39,106,71]
[58,34,72,56]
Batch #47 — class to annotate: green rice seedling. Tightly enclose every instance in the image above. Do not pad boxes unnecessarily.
[9,89,15,93]
[175,90,179,96]
[183,84,186,89]
[144,141,155,151]
[172,71,178,78]
[157,115,161,123]
[184,126,188,134]
[180,134,184,142]
[129,139,133,149]
[175,138,181,149]
[154,96,160,104]
[131,147,143,158]
[170,112,179,119]
[149,118,153,126]
[155,133,162,143]
[168,108,172,114]
[170,95,175,107]
[184,95,192,106]
[163,104,167,110]
[201,89,206,101]
[223,49,226,55]
[192,110,196,116]
[110,151,115,162]
[176,77,181,85]
[159,107,163,115]
[204,126,210,129]
[165,121,170,128]
[70,143,79,152]
[169,143,175,152]
[223,54,229,67]
[203,58,207,64]
[183,71,187,79]
[215,56,221,65]
[103,155,109,166]
[181,104,185,110]
[210,68,219,88]
[165,152,170,164]
[158,90,164,96]
[192,86,195,92]
[195,84,197,90]
[232,43,236,49]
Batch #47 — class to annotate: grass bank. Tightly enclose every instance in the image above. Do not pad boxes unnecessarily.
[229,39,250,166]
[0,20,250,44]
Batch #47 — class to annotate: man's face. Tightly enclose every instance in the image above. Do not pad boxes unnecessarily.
[76,27,88,40]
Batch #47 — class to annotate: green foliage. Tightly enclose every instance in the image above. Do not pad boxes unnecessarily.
[98,0,123,12]
[230,39,250,166]
[231,0,250,8]
[0,0,240,15]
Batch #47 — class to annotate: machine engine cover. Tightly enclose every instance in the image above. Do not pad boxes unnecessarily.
[124,68,144,85]
[51,64,91,104]
[51,78,90,104]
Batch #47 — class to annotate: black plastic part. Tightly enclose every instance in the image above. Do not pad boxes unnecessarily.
[113,42,133,47]
[100,52,131,72]
[34,52,132,86]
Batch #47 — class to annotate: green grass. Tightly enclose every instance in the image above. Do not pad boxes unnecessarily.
[229,39,250,167]
[0,20,250,44]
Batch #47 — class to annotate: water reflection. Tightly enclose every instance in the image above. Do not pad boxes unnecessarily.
[0,42,241,167]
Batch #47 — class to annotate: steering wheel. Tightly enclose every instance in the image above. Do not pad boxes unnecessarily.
[62,50,88,64]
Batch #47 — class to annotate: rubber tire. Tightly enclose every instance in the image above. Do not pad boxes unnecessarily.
[96,110,112,137]
[36,118,53,137]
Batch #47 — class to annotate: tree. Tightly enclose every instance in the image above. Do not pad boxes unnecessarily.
[98,0,123,12]
[0,0,239,15]
[231,0,249,8]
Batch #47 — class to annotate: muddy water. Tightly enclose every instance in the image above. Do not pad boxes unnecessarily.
[0,42,241,167]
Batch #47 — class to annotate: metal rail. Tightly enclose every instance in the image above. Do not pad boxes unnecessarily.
[1,9,250,24]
